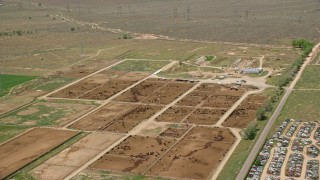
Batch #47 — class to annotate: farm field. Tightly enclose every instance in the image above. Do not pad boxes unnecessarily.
[0,99,97,127]
[276,90,320,124]
[295,65,320,89]
[0,74,36,97]
[0,128,78,179]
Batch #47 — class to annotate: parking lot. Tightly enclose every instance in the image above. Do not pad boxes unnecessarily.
[247,120,320,180]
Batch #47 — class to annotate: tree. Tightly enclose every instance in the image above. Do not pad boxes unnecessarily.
[263,100,273,112]
[242,122,258,140]
[254,157,262,166]
[256,108,266,121]
[70,27,75,31]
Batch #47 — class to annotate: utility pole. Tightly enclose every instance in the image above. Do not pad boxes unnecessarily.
[118,5,122,14]
[18,3,22,10]
[163,11,166,29]
[173,8,178,18]
[66,4,70,12]
[78,1,81,18]
[298,15,302,24]
[245,10,249,20]
[187,5,190,21]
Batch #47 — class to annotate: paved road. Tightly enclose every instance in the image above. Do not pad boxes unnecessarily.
[236,42,320,180]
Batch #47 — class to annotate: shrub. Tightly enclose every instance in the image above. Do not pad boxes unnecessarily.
[256,108,266,121]
[242,122,258,140]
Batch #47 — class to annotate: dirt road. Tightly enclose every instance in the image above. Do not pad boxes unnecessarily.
[236,42,320,180]
[63,82,202,180]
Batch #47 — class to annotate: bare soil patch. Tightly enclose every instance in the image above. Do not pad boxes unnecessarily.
[90,136,175,173]
[159,126,190,139]
[223,95,268,128]
[31,132,122,180]
[114,79,168,102]
[156,106,194,123]
[32,164,77,180]
[0,128,78,179]
[177,83,247,108]
[51,71,149,100]
[147,127,236,179]
[143,82,195,105]
[185,127,236,143]
[70,102,162,133]
[184,108,227,125]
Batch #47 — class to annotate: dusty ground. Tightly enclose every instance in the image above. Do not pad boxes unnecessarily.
[90,135,175,173]
[0,128,78,179]
[147,127,236,179]
[50,71,149,100]
[223,95,268,128]
[31,132,122,180]
[69,102,162,133]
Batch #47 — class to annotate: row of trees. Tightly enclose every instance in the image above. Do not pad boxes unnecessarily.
[242,39,314,140]
[279,39,314,89]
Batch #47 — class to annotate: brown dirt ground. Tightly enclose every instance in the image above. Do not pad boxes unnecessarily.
[147,127,236,179]
[156,106,227,126]
[51,71,149,100]
[31,132,122,180]
[184,108,227,125]
[177,83,246,108]
[70,102,162,133]
[90,135,175,173]
[155,106,194,123]
[142,82,195,105]
[159,127,190,139]
[50,81,101,99]
[113,79,168,103]
[31,164,77,180]
[0,128,78,179]
[185,127,236,143]
[115,79,195,105]
[223,95,268,128]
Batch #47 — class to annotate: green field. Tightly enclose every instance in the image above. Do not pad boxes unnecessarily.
[33,77,75,91]
[0,74,36,97]
[295,65,320,89]
[0,125,29,144]
[276,90,320,123]
[0,100,96,127]
[111,60,170,72]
